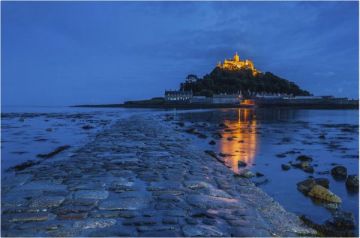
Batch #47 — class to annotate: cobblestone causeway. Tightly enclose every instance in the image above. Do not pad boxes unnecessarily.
[1,115,315,237]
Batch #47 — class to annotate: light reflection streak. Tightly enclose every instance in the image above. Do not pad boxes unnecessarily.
[220,108,258,174]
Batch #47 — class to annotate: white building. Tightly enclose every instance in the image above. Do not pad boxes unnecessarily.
[164,90,192,102]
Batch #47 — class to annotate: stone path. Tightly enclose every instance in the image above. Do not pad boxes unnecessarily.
[1,115,315,237]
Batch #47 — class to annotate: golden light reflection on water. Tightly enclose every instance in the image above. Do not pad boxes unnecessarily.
[220,109,258,174]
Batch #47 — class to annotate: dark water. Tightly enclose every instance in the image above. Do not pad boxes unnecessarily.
[173,108,359,232]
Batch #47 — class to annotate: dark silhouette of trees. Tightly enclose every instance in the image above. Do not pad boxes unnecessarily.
[180,67,310,97]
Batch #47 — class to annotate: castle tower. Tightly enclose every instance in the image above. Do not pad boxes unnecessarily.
[233,52,240,62]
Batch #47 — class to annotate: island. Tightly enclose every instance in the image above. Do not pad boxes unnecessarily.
[74,53,358,109]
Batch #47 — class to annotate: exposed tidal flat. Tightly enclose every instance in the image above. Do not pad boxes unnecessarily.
[1,107,358,236]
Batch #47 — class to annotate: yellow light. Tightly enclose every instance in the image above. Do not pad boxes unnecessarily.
[219,108,258,174]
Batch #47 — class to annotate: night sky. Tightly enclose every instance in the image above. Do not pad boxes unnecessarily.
[2,2,358,106]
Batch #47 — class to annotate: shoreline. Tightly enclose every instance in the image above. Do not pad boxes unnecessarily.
[72,103,359,110]
[1,114,315,237]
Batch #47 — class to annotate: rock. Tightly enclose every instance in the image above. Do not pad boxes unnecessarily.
[331,166,347,179]
[82,125,93,130]
[345,175,358,191]
[162,217,178,224]
[185,128,197,134]
[197,133,207,139]
[37,145,71,159]
[182,225,224,237]
[292,161,314,173]
[297,178,330,194]
[73,190,109,200]
[204,150,217,158]
[219,152,231,157]
[296,155,313,162]
[308,185,342,203]
[56,204,95,215]
[218,123,228,128]
[281,164,290,171]
[255,172,264,177]
[236,169,255,178]
[238,161,247,167]
[276,153,286,158]
[59,212,88,220]
[98,197,146,210]
[176,122,185,127]
[303,165,314,173]
[123,217,157,225]
[204,150,224,163]
[301,215,354,237]
[186,195,238,209]
[327,211,355,229]
[4,212,51,222]
[9,160,41,172]
[109,179,136,192]
[208,140,216,145]
[314,178,329,189]
[253,177,269,186]
[73,218,116,229]
[297,179,317,194]
[29,196,65,209]
[88,226,137,237]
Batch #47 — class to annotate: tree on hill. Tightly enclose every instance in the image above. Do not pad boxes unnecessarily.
[180,67,310,97]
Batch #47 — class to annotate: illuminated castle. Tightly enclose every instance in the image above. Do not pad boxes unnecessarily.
[217,52,261,76]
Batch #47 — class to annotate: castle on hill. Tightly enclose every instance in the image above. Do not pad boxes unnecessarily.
[217,52,261,76]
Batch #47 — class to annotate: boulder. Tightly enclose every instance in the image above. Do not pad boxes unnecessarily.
[345,175,358,192]
[297,179,317,194]
[308,185,342,203]
[281,164,290,171]
[327,211,355,229]
[296,155,313,162]
[331,166,347,180]
[297,178,330,194]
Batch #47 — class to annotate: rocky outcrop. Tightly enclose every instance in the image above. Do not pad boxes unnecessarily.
[308,185,341,203]
[297,178,341,204]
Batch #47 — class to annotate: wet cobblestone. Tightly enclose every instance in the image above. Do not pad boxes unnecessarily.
[1,115,315,236]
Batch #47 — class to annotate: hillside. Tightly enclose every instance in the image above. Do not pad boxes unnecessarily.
[181,68,310,97]
[180,53,311,97]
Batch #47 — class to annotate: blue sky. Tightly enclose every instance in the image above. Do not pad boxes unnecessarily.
[2,1,358,106]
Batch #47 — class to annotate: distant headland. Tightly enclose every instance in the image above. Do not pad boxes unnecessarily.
[74,53,358,109]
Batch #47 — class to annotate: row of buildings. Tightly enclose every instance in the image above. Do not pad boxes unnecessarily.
[164,91,242,104]
[164,90,355,105]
